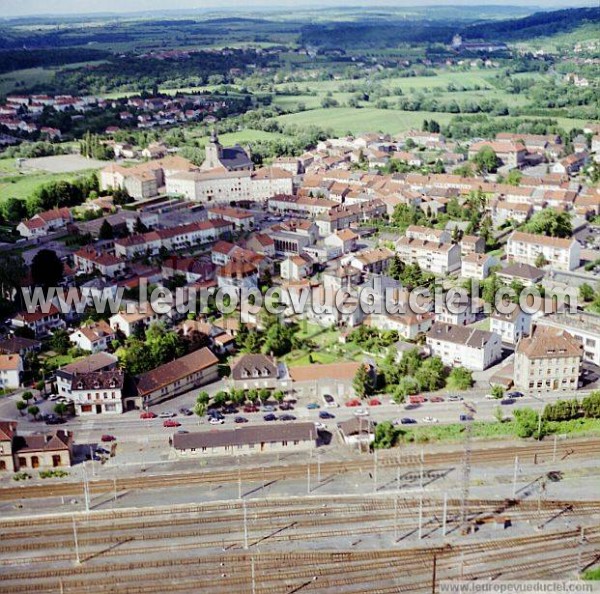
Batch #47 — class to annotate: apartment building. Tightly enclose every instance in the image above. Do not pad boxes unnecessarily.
[514,325,582,393]
[536,311,600,366]
[396,236,461,275]
[506,231,580,271]
[426,323,502,371]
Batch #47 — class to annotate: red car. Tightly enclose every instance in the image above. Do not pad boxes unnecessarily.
[140,411,157,419]
[163,419,181,428]
[243,405,259,413]
[409,395,426,404]
[368,398,381,406]
[101,434,116,442]
[345,399,361,407]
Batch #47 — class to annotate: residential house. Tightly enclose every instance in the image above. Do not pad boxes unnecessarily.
[366,311,435,340]
[56,352,119,397]
[461,253,498,280]
[230,354,289,391]
[74,247,126,278]
[11,305,65,337]
[280,254,313,281]
[496,262,545,288]
[17,207,72,239]
[70,369,125,415]
[0,354,23,389]
[490,307,532,345]
[426,323,502,371]
[69,321,116,353]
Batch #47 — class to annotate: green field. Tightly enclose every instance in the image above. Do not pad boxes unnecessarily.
[192,129,287,147]
[272,108,455,135]
[0,61,108,97]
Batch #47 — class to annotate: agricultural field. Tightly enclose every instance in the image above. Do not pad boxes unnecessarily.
[272,107,455,136]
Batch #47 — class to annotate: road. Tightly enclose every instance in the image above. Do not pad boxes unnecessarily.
[0,379,590,450]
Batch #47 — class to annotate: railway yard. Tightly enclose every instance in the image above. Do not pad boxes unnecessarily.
[0,437,599,593]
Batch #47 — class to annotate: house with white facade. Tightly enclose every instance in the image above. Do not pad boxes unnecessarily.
[426,323,502,371]
[461,253,498,280]
[490,307,532,345]
[69,321,116,353]
[0,354,23,389]
[70,370,125,415]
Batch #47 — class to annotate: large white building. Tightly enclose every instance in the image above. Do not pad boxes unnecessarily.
[426,323,502,371]
[396,236,461,275]
[506,231,580,272]
[514,325,582,393]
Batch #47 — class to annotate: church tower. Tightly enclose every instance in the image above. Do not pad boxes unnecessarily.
[201,128,223,171]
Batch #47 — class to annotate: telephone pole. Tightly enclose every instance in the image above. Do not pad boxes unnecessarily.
[460,402,476,533]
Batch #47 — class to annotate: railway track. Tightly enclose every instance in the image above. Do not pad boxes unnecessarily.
[1,527,597,593]
[0,437,598,502]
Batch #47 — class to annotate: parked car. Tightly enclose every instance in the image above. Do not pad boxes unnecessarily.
[179,407,193,416]
[222,406,238,415]
[447,395,463,402]
[45,417,66,425]
[263,413,277,422]
[507,391,524,398]
[234,416,248,424]
[323,394,338,408]
[397,417,417,425]
[409,395,426,404]
[158,411,176,419]
[243,405,259,413]
[368,398,381,406]
[208,410,224,420]
[101,434,116,442]
[354,408,369,417]
[48,394,61,401]
[485,394,496,400]
[319,410,335,420]
[345,399,361,407]
[306,402,320,410]
[263,405,275,413]
[429,396,444,403]
[209,417,224,425]
[140,411,157,419]
[459,414,473,422]
[163,419,180,428]
[279,414,296,421]
[422,416,439,424]
[500,398,515,406]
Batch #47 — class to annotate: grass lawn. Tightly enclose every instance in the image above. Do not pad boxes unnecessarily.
[0,168,99,207]
[273,107,455,136]
[284,321,364,366]
[396,418,600,445]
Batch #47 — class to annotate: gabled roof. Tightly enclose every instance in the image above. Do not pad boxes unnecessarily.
[135,348,218,397]
[231,354,278,381]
